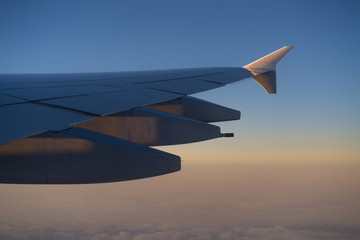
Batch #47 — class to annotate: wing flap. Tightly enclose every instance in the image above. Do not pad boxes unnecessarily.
[75,107,224,146]
[149,96,240,122]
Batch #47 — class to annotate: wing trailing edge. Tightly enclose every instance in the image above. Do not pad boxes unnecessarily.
[243,46,293,94]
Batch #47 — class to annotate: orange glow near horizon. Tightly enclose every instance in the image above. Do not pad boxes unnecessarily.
[156,132,360,164]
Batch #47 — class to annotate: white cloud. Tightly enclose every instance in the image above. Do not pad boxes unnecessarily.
[112,232,131,240]
[90,233,111,240]
[218,231,234,240]
[53,232,77,240]
[0,223,358,240]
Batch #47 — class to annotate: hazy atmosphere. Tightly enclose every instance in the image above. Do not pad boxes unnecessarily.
[1,0,359,239]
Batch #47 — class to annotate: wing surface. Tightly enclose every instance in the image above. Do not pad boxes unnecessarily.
[0,47,292,184]
[0,67,252,144]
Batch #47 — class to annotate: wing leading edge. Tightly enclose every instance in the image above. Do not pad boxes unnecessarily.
[0,46,292,184]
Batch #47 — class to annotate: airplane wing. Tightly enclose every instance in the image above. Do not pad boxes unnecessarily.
[0,46,292,184]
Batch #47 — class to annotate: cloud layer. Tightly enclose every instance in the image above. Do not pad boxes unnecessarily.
[1,223,359,240]
[1,163,359,240]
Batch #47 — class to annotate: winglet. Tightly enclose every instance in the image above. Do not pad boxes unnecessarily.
[243,46,293,94]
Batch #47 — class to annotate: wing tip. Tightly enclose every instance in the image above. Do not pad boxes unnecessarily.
[244,46,293,94]
[243,45,293,74]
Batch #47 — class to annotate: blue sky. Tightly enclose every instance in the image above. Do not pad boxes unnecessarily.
[1,0,359,163]
[1,1,360,239]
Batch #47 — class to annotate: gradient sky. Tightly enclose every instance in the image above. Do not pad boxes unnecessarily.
[0,0,360,239]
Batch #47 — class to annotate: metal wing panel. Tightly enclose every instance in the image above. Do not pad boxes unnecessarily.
[2,85,124,101]
[0,94,27,105]
[0,103,92,144]
[41,88,182,116]
[0,68,218,84]
[198,67,253,84]
[0,82,86,90]
[137,79,223,95]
